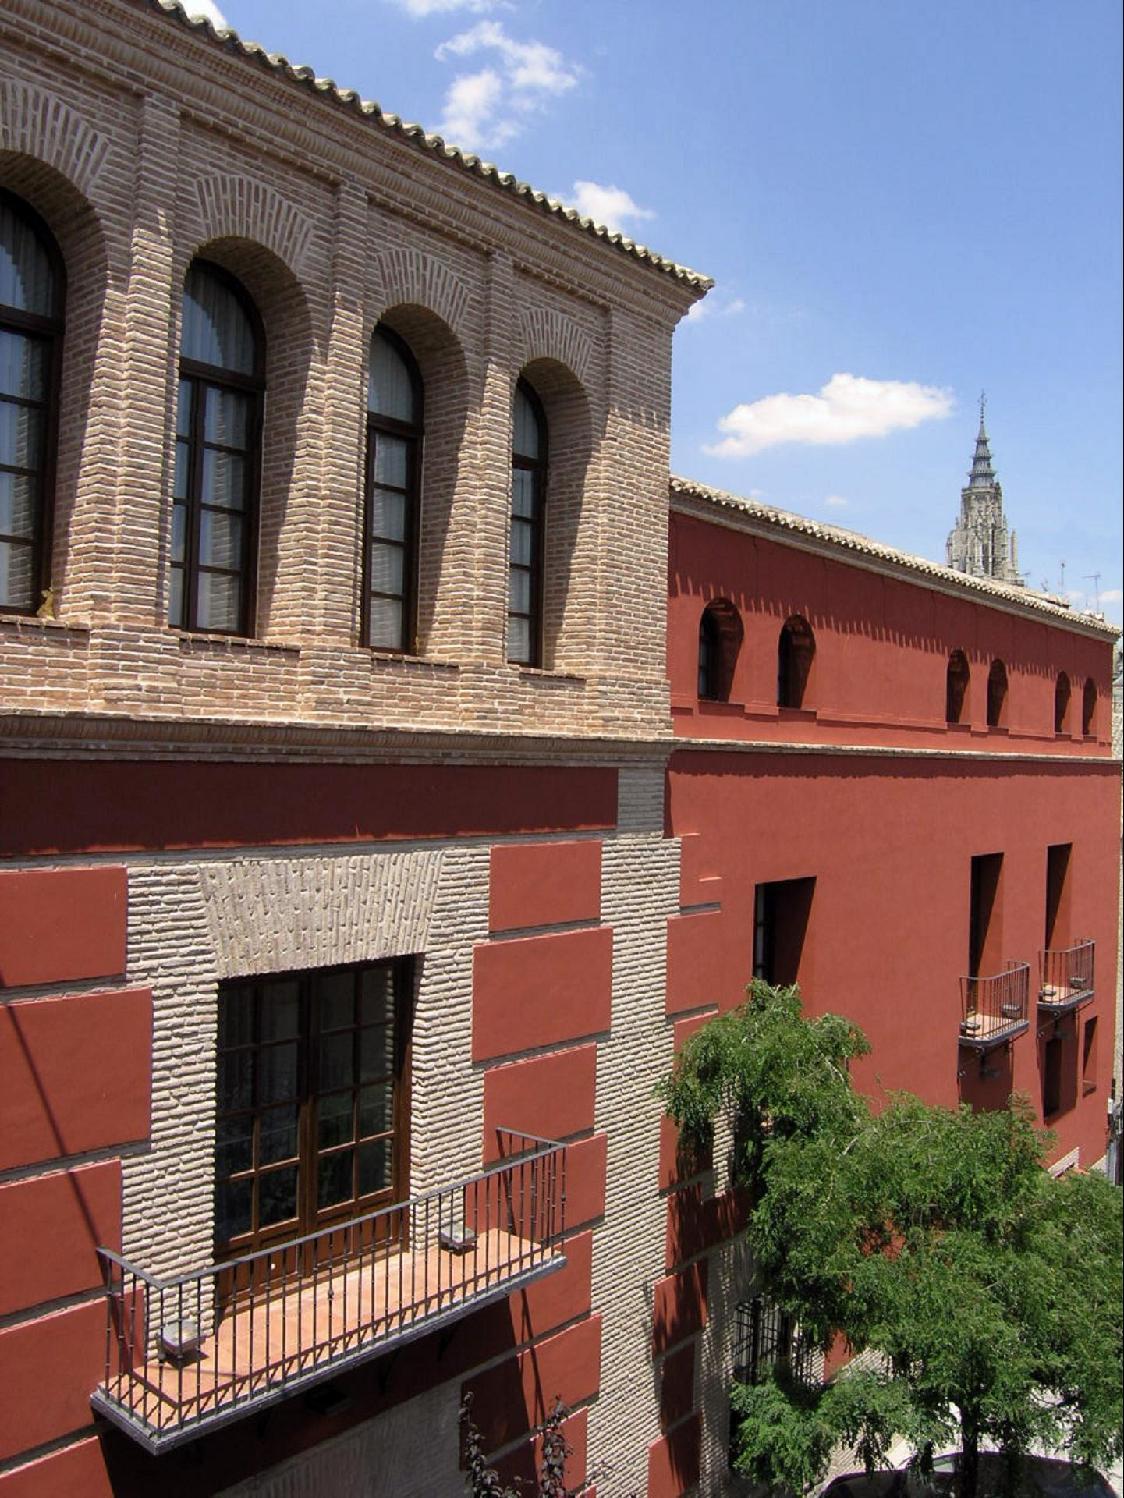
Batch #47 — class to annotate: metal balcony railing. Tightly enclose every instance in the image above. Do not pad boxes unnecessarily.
[92,1130,566,1451]
[1039,940,1095,1011]
[959,962,1030,1049]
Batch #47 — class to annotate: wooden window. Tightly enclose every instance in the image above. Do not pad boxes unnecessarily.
[0,191,63,616]
[753,878,815,988]
[1054,672,1071,734]
[214,960,412,1258]
[777,615,814,709]
[986,659,1008,727]
[508,379,546,666]
[365,326,422,651]
[946,650,970,724]
[1081,678,1097,737]
[171,261,263,635]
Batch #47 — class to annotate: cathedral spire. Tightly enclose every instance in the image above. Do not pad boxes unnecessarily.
[969,391,995,486]
[946,397,1022,586]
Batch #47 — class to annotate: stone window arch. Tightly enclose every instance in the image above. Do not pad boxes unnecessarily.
[777,615,815,709]
[986,658,1008,728]
[1053,672,1071,735]
[946,649,970,724]
[698,599,743,702]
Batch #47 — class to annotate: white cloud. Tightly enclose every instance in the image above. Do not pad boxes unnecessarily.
[394,0,502,14]
[435,21,579,150]
[1100,588,1123,603]
[706,373,954,458]
[565,181,654,235]
[823,494,849,509]
[685,293,746,324]
[180,0,229,27]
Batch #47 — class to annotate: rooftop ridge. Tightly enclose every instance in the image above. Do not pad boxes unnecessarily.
[140,0,713,292]
[670,474,1120,639]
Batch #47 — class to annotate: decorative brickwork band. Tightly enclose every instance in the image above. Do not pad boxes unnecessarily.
[517,307,593,385]
[0,80,110,194]
[194,174,314,277]
[368,246,472,341]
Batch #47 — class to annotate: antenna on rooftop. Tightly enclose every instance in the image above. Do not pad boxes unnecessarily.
[1058,560,1066,597]
[1083,573,1102,612]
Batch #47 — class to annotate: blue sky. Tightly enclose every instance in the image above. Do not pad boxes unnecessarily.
[188,0,1122,626]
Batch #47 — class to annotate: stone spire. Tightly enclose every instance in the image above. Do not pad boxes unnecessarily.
[946,395,1023,586]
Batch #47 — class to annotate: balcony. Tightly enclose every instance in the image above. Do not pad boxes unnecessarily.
[1039,940,1095,1012]
[959,962,1030,1049]
[92,1131,566,1452]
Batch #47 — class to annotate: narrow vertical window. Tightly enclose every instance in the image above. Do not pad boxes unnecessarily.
[172,262,263,634]
[698,608,720,698]
[945,650,970,724]
[1081,678,1097,738]
[0,192,63,616]
[1053,672,1071,734]
[777,615,814,709]
[986,659,1008,727]
[509,379,546,666]
[365,327,422,651]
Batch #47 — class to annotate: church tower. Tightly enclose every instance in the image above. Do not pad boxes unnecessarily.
[946,396,1023,585]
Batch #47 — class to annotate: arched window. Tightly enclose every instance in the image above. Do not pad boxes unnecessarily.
[171,261,263,634]
[986,659,1008,727]
[1081,678,1097,737]
[365,326,422,652]
[777,615,815,709]
[0,191,64,616]
[508,379,546,666]
[1053,672,1071,735]
[946,650,970,724]
[698,599,743,702]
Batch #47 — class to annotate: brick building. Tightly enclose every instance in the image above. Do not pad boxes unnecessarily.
[0,2,1118,1496]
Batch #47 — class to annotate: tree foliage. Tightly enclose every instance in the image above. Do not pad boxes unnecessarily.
[658,982,1124,1498]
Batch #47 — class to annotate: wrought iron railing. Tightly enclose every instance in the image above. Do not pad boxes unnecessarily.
[92,1130,566,1451]
[1039,940,1094,1009]
[959,962,1030,1047]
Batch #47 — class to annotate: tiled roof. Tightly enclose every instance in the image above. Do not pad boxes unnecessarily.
[670,475,1121,639]
[143,0,713,292]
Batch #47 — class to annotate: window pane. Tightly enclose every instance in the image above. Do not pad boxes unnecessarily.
[259,1166,299,1228]
[314,970,357,1031]
[359,1139,392,1197]
[260,1042,299,1104]
[317,1091,354,1151]
[182,264,257,375]
[512,385,541,459]
[176,378,192,437]
[204,385,251,447]
[319,1032,354,1092]
[369,542,404,596]
[0,540,33,610]
[367,596,404,650]
[0,202,58,317]
[508,615,530,664]
[317,1150,354,1210]
[215,1178,252,1243]
[259,1105,298,1165]
[199,508,243,570]
[0,472,36,538]
[217,985,254,1049]
[173,441,190,503]
[0,402,44,469]
[196,569,242,632]
[509,567,531,615]
[372,433,409,489]
[167,566,184,629]
[261,980,300,1040]
[512,466,536,519]
[368,331,418,423]
[360,967,394,1024]
[215,1115,253,1178]
[218,1049,253,1112]
[202,449,247,510]
[359,1082,392,1138]
[0,330,47,400]
[370,488,406,542]
[510,515,533,565]
[360,1025,394,1083]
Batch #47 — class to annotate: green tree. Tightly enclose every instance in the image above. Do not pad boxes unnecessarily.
[659,982,1124,1498]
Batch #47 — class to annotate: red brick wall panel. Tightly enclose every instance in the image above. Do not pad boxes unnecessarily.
[0,1162,121,1316]
[483,1045,597,1151]
[492,1408,588,1491]
[666,909,743,1015]
[647,1414,701,1498]
[0,1439,113,1498]
[658,1113,712,1191]
[0,990,151,1170]
[652,1261,708,1354]
[462,1315,602,1453]
[489,840,601,933]
[509,1231,593,1343]
[659,1342,696,1431]
[559,1133,608,1229]
[0,867,126,989]
[472,927,612,1061]
[0,1301,105,1461]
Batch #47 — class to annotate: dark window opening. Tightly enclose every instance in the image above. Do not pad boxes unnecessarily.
[945,650,970,724]
[698,598,743,701]
[969,853,1003,978]
[1053,673,1071,734]
[214,959,412,1260]
[986,659,1008,727]
[365,325,423,652]
[1044,843,1071,950]
[508,378,546,666]
[1042,1034,1063,1118]
[753,877,815,988]
[171,261,264,635]
[733,1296,816,1387]
[777,615,815,709]
[0,190,64,617]
[1081,678,1097,737]
[1082,1017,1098,1095]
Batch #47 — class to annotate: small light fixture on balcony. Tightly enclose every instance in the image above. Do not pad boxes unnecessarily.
[439,1225,478,1255]
[159,1319,203,1366]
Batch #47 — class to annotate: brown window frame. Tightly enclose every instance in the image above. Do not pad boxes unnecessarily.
[508,377,547,667]
[214,959,413,1262]
[171,260,264,637]
[363,325,423,653]
[0,189,64,618]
